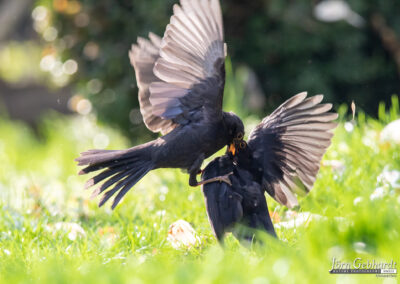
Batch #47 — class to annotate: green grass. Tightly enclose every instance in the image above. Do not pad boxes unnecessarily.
[0,99,399,284]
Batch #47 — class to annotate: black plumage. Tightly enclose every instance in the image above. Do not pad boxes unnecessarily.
[201,93,338,242]
[76,0,338,222]
[76,0,243,209]
[202,155,276,243]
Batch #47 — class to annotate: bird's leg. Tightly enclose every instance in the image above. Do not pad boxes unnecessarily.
[189,171,200,186]
[189,154,205,187]
[196,172,233,187]
[188,154,233,187]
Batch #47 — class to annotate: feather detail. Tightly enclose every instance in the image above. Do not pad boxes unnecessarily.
[248,92,338,208]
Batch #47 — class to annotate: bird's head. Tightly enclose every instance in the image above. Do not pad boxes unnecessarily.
[227,137,251,163]
[223,111,245,157]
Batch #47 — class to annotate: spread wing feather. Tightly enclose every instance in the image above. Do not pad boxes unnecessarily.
[129,33,177,135]
[150,0,226,122]
[248,92,338,208]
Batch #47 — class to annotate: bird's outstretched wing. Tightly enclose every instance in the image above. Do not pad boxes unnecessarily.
[247,92,338,208]
[129,33,178,135]
[130,0,225,131]
[150,0,226,123]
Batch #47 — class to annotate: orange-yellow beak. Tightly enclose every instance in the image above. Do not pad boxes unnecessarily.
[228,143,236,156]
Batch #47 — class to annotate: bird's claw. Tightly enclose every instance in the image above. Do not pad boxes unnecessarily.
[217,172,233,186]
[197,172,233,187]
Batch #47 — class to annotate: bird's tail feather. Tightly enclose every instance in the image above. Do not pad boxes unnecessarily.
[232,211,277,244]
[255,211,277,238]
[75,146,153,209]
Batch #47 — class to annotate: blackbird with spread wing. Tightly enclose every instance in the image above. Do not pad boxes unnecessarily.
[76,0,244,209]
[201,92,338,242]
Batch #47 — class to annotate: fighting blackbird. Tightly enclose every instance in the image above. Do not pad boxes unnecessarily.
[201,92,338,242]
[202,154,277,243]
[76,0,244,209]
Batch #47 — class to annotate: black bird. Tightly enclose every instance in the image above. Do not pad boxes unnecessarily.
[76,0,244,209]
[201,92,338,242]
[202,154,277,243]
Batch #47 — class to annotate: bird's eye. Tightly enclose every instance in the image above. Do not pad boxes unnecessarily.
[239,141,246,149]
[236,132,244,140]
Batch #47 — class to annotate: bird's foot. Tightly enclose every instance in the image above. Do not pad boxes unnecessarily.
[197,172,233,187]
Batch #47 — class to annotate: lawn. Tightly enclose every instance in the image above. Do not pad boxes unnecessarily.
[0,97,399,284]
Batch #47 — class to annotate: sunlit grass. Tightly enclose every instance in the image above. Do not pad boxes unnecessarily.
[0,99,399,283]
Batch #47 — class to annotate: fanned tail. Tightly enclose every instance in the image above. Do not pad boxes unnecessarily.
[75,146,153,209]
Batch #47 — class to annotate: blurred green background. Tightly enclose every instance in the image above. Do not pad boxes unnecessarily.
[1,1,400,283]
[1,0,399,138]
